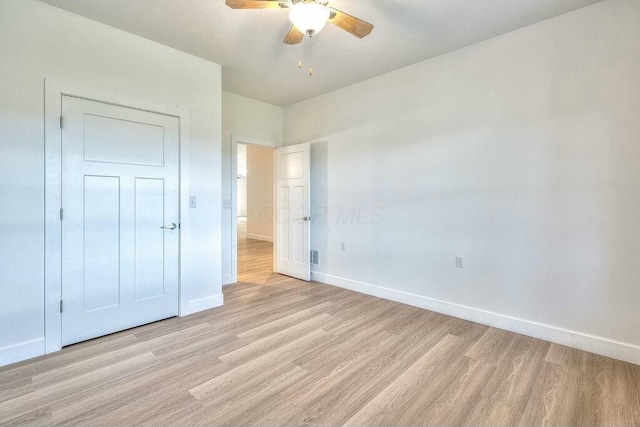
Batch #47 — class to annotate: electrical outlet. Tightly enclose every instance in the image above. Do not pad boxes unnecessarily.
[456,256,464,268]
[340,242,346,251]
[223,199,232,209]
[189,196,197,208]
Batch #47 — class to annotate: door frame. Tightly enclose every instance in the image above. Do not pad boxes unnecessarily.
[228,135,276,285]
[44,79,190,354]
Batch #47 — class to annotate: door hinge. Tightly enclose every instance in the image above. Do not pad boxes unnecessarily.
[59,208,64,221]
[60,116,64,129]
[60,300,63,313]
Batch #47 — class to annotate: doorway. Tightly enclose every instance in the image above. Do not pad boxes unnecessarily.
[236,143,275,283]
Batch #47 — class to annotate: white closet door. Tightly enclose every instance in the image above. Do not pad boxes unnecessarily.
[61,96,180,346]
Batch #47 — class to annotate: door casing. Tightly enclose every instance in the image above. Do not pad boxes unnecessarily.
[44,79,191,354]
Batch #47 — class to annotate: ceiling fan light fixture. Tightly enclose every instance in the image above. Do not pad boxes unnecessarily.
[289,2,330,36]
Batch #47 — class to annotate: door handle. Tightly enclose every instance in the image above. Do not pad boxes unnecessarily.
[296,216,311,222]
[160,223,177,230]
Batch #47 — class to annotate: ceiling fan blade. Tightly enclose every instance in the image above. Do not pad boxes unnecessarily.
[328,8,373,38]
[225,0,289,9]
[283,25,305,45]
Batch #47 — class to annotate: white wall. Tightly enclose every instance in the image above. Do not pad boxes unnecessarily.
[0,0,222,366]
[237,142,248,177]
[285,0,640,364]
[222,91,283,284]
[238,177,248,217]
[237,144,248,217]
[247,145,274,241]
[310,142,329,269]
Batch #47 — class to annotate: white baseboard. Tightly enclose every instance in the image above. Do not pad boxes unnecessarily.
[246,233,273,242]
[311,272,640,366]
[0,338,45,368]
[222,274,235,286]
[180,293,224,316]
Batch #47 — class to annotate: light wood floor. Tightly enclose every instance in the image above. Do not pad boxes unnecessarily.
[1,224,639,426]
[237,218,275,285]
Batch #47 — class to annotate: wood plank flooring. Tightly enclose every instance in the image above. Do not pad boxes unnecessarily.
[1,221,639,426]
[237,218,274,285]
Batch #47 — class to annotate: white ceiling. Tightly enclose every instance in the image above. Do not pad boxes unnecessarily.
[39,0,601,106]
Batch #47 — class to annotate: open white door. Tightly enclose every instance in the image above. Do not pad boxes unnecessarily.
[275,143,311,281]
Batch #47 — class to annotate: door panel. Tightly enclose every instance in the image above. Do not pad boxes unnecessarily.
[278,186,290,261]
[134,178,166,301]
[278,151,304,179]
[293,185,305,263]
[83,175,121,312]
[84,114,165,166]
[61,96,180,346]
[276,143,310,281]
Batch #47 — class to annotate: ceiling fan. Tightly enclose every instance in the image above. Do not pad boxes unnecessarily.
[225,0,374,44]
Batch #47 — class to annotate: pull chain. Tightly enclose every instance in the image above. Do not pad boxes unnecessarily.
[298,35,315,77]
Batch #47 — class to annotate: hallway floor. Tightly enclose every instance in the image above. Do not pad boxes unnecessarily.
[237,217,274,284]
